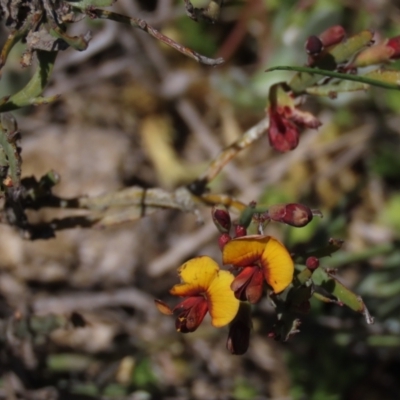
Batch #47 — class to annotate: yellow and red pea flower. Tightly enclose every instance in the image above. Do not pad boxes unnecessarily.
[156,256,240,333]
[222,235,294,303]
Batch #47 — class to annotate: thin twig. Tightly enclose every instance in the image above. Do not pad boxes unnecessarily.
[267,65,400,91]
[188,116,269,193]
[78,7,224,66]
[176,98,250,191]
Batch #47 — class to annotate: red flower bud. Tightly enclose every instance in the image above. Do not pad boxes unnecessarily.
[318,25,346,48]
[218,233,231,250]
[268,111,299,152]
[234,224,247,238]
[226,319,251,355]
[306,256,319,271]
[212,205,231,233]
[387,35,400,59]
[268,203,322,227]
[226,303,252,355]
[305,35,324,56]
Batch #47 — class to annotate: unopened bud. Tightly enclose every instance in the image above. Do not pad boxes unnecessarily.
[234,224,247,238]
[218,233,231,250]
[212,205,231,233]
[318,25,346,47]
[306,256,319,271]
[386,35,400,59]
[268,203,322,228]
[305,35,324,56]
[226,303,252,355]
[227,320,250,355]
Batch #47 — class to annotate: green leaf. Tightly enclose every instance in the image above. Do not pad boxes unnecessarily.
[328,30,374,64]
[311,267,374,324]
[295,238,344,264]
[50,27,91,51]
[283,30,373,94]
[0,51,58,112]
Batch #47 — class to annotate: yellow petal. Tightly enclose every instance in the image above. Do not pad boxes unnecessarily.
[261,237,294,293]
[222,235,271,266]
[170,256,219,297]
[207,270,240,327]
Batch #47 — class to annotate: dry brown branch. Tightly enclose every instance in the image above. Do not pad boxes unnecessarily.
[79,7,225,66]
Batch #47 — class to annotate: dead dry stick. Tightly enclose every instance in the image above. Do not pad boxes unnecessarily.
[78,7,224,66]
[189,116,270,193]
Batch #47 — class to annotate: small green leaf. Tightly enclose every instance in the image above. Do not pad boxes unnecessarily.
[295,238,344,264]
[312,267,374,324]
[0,51,58,112]
[328,30,374,64]
[284,30,373,94]
[287,282,313,314]
[295,267,313,285]
[50,27,91,51]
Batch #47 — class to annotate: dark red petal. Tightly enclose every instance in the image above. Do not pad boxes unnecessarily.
[175,297,208,333]
[268,111,299,152]
[173,296,202,313]
[231,267,264,304]
[231,267,255,301]
[245,268,264,304]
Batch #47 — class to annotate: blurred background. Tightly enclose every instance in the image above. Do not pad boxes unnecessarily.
[1,0,400,399]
